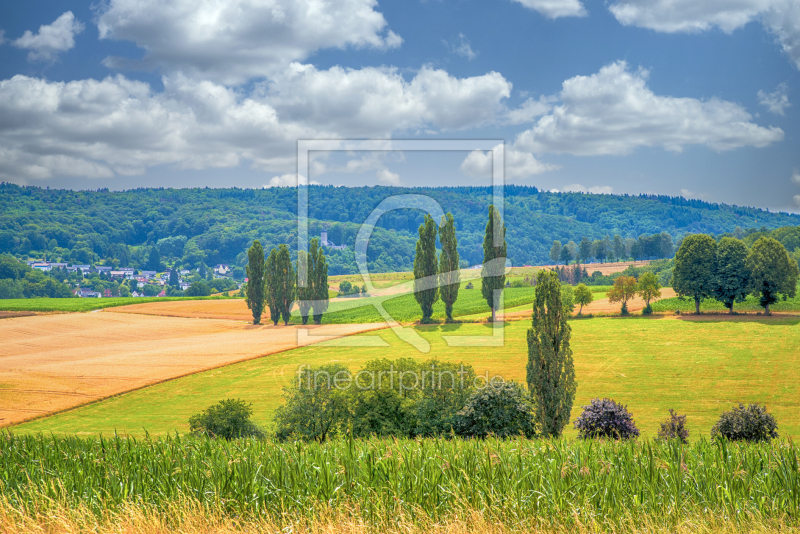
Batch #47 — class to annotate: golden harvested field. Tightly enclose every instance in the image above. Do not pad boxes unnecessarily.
[110,298,255,321]
[0,313,384,427]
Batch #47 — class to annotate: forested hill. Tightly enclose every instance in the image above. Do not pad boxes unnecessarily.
[2,183,798,275]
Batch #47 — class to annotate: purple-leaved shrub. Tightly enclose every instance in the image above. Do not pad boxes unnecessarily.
[573,398,640,440]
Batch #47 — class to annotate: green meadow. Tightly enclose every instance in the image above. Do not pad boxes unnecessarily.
[15,315,800,440]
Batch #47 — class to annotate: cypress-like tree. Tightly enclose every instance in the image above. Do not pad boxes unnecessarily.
[746,237,799,315]
[146,246,161,272]
[438,213,460,322]
[311,238,329,324]
[481,205,506,322]
[672,234,717,314]
[168,269,180,288]
[414,214,439,322]
[276,244,295,325]
[579,237,592,264]
[296,250,313,325]
[714,237,750,314]
[526,270,576,438]
[265,248,280,325]
[245,240,266,325]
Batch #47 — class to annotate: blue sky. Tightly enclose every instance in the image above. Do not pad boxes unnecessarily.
[0,0,798,212]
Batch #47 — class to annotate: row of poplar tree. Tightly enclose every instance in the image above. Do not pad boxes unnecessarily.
[412,206,508,323]
[244,238,329,325]
[672,234,799,314]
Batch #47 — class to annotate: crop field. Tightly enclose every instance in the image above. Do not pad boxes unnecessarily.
[0,313,384,427]
[1,433,798,533]
[0,296,220,313]
[14,315,800,440]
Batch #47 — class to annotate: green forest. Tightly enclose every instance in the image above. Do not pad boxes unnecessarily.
[2,183,799,275]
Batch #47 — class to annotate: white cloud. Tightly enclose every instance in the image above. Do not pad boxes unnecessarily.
[562,184,614,194]
[12,12,84,61]
[376,169,401,185]
[608,0,800,69]
[443,33,476,60]
[96,0,402,85]
[460,144,560,179]
[512,0,587,18]
[794,194,800,206]
[680,188,708,200]
[262,63,511,134]
[758,83,791,115]
[505,95,557,124]
[792,169,800,184]
[514,61,784,156]
[264,174,318,187]
[0,63,513,181]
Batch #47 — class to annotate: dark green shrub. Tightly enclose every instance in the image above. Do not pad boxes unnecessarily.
[711,404,778,442]
[189,399,264,440]
[454,382,537,439]
[573,398,639,440]
[274,363,350,442]
[620,301,629,316]
[657,409,688,443]
[465,281,474,289]
[642,303,653,315]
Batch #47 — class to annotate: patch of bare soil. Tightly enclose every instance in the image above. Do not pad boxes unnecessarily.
[0,313,384,427]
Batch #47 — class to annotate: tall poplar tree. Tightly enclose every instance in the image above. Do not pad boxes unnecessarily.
[414,214,439,322]
[526,270,576,438]
[296,250,313,325]
[311,238,329,324]
[481,205,506,322]
[265,248,280,325]
[276,244,295,325]
[714,237,750,314]
[245,240,266,325]
[672,234,717,314]
[438,213,460,322]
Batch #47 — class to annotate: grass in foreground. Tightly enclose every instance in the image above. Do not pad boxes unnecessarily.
[1,433,798,532]
[14,316,800,439]
[0,296,225,313]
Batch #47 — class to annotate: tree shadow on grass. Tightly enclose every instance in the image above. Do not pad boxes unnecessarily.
[677,315,800,326]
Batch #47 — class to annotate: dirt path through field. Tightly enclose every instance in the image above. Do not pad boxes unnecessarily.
[0,313,384,427]
[497,288,677,320]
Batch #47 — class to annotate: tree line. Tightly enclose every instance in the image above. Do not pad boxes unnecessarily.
[4,182,799,275]
[672,234,799,314]
[244,238,329,325]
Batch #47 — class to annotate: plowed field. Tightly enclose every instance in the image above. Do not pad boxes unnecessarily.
[0,312,384,427]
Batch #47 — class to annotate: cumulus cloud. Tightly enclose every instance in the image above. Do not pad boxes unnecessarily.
[794,194,800,207]
[0,63,514,181]
[512,0,587,18]
[443,33,476,60]
[758,83,791,115]
[376,169,401,185]
[261,63,511,134]
[562,184,614,194]
[514,61,784,156]
[460,144,560,179]
[608,0,800,69]
[681,188,708,200]
[12,12,84,61]
[792,169,800,184]
[96,0,402,85]
[504,95,557,124]
[265,174,318,187]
